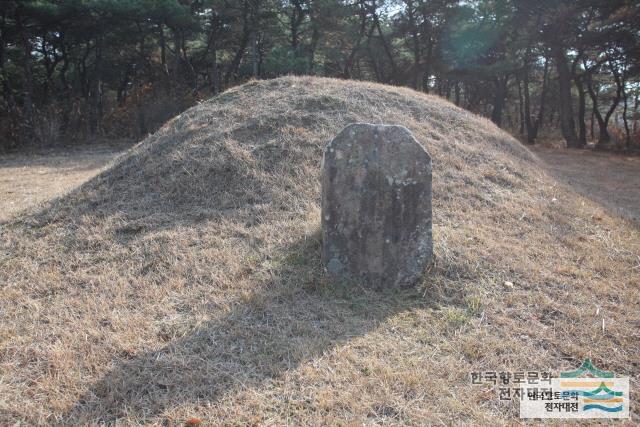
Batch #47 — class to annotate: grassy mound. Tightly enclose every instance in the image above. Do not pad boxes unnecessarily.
[1,77,638,425]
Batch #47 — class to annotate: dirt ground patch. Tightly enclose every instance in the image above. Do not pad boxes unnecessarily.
[0,143,130,222]
[532,146,640,224]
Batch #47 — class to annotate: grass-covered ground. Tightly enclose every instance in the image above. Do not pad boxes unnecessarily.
[0,142,129,222]
[1,77,638,425]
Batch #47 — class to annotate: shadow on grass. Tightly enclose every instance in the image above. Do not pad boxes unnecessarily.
[0,143,131,172]
[5,123,313,235]
[61,232,449,424]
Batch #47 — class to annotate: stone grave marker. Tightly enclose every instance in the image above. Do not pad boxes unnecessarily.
[322,123,432,289]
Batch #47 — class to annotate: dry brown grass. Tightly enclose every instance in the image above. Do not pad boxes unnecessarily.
[0,143,128,222]
[1,76,638,426]
[533,146,640,223]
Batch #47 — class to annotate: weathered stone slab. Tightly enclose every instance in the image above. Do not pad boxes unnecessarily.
[321,123,433,289]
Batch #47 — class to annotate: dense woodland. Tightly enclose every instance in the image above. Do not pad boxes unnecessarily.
[0,0,639,151]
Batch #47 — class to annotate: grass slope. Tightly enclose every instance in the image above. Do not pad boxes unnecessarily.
[1,77,638,425]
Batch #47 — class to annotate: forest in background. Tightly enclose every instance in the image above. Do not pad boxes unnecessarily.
[0,0,638,151]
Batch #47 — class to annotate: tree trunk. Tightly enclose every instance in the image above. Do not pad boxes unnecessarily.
[406,0,420,90]
[251,29,259,78]
[574,76,587,146]
[224,2,250,85]
[224,35,249,87]
[58,38,71,134]
[211,45,219,94]
[365,22,380,81]
[533,56,550,137]
[633,89,638,136]
[621,82,630,149]
[517,72,525,135]
[420,13,432,93]
[596,62,623,148]
[308,26,319,73]
[79,42,91,99]
[585,72,607,143]
[40,34,53,97]
[180,37,196,89]
[422,42,433,93]
[58,39,69,95]
[343,1,367,78]
[117,63,132,106]
[0,13,16,112]
[17,11,34,128]
[159,23,168,75]
[371,6,397,83]
[552,46,580,147]
[523,73,535,144]
[172,28,181,78]
[522,53,538,143]
[250,0,261,79]
[289,0,305,68]
[89,36,103,135]
[491,75,508,127]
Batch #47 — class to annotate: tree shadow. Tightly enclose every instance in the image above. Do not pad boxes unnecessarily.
[0,142,131,171]
[61,232,453,424]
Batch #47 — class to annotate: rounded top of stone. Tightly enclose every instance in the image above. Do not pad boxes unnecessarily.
[325,123,431,162]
